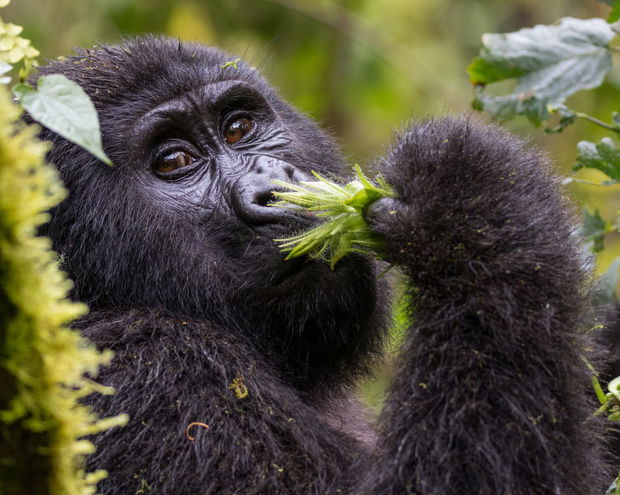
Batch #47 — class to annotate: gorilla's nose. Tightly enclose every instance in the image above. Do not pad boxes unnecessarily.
[231,158,310,225]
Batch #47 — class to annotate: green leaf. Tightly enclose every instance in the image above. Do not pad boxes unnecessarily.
[544,105,576,134]
[13,74,112,165]
[220,58,241,70]
[467,56,526,85]
[582,208,612,253]
[472,87,548,124]
[469,18,615,124]
[599,257,620,304]
[599,0,620,20]
[574,138,620,183]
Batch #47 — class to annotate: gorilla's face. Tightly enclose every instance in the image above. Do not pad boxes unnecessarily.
[38,38,381,334]
[120,71,328,295]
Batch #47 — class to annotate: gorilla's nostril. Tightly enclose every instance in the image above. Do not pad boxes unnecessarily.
[254,190,277,207]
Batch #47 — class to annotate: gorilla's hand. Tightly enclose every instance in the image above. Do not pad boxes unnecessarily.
[364,117,564,289]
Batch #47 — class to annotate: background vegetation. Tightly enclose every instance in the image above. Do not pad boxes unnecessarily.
[5,0,619,408]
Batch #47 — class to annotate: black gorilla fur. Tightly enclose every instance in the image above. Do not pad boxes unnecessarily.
[33,37,608,494]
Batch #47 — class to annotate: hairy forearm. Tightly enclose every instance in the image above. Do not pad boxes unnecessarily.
[361,117,606,495]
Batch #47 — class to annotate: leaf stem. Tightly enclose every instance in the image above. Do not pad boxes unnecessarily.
[574,112,620,134]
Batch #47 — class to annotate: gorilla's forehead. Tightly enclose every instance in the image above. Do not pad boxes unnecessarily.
[36,36,271,111]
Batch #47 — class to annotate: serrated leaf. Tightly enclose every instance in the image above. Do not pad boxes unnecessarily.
[469,18,615,124]
[472,87,549,124]
[574,138,620,183]
[13,74,112,165]
[467,57,526,85]
[582,208,612,253]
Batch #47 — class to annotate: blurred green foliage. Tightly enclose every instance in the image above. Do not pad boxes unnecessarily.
[5,0,619,411]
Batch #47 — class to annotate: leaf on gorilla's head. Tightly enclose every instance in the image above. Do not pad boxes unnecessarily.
[468,18,615,125]
[13,74,112,165]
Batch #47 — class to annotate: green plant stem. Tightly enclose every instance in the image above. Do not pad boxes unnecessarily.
[575,112,620,134]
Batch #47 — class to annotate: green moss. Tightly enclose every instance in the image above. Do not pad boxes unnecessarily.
[0,85,127,495]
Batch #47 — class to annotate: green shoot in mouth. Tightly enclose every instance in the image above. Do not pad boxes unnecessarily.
[271,164,397,269]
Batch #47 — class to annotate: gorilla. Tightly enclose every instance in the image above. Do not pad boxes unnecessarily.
[33,37,608,494]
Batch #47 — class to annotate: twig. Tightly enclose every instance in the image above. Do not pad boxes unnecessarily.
[575,112,620,134]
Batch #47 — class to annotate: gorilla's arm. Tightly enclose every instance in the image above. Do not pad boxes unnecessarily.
[358,118,606,494]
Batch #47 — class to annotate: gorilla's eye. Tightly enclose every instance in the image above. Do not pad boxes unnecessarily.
[154,151,195,175]
[223,117,254,145]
